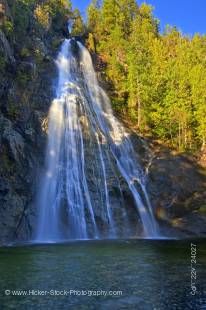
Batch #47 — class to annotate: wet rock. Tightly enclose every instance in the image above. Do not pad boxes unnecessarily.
[62,20,70,38]
[70,38,79,58]
[0,115,25,161]
[0,29,15,64]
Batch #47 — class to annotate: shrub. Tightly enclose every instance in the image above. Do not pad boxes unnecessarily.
[20,47,31,58]
[1,20,14,37]
[34,4,51,31]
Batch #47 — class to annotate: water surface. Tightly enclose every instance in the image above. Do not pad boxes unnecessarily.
[0,239,205,309]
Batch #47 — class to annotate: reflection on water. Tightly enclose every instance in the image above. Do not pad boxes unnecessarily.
[0,240,206,309]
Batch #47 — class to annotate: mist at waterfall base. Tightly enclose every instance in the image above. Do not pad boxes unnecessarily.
[35,39,159,242]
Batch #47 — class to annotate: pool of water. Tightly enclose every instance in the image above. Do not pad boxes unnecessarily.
[0,239,206,309]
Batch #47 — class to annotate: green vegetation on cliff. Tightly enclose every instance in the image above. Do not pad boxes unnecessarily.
[87,0,206,153]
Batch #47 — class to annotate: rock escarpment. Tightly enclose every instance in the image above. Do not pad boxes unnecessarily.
[131,135,206,237]
[0,0,69,244]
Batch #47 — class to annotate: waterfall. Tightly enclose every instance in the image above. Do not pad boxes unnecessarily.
[35,39,159,242]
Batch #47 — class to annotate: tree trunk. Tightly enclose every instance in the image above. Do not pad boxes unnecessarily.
[137,98,141,129]
[178,122,181,150]
[201,137,206,151]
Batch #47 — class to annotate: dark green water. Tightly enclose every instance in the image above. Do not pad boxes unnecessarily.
[0,239,205,309]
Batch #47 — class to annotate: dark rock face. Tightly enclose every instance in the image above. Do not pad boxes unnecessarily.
[131,135,206,237]
[0,0,62,245]
[70,38,80,60]
[62,20,70,38]
[0,30,15,64]
[0,63,56,244]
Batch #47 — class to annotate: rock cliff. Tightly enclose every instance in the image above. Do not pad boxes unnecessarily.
[0,0,69,243]
[0,0,205,244]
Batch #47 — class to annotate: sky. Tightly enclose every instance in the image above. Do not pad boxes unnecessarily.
[71,0,206,35]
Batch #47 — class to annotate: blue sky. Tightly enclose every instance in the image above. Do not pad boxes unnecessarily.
[71,0,206,35]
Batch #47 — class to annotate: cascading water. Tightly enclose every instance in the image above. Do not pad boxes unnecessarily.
[35,39,159,242]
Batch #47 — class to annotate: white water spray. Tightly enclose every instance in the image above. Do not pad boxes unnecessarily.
[35,39,159,241]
